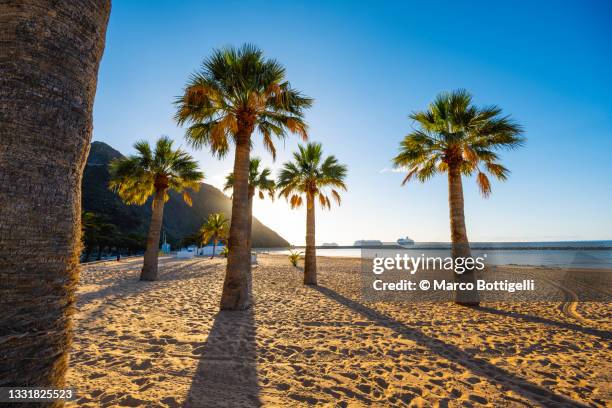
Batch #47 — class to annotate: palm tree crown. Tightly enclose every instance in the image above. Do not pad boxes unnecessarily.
[175,44,313,158]
[224,157,275,200]
[277,142,348,208]
[199,213,230,246]
[108,136,203,205]
[393,89,524,196]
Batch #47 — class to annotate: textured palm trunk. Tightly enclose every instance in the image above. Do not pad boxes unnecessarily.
[220,128,252,310]
[0,0,110,390]
[141,189,166,281]
[247,188,254,251]
[448,165,480,305]
[304,194,317,285]
[211,237,217,259]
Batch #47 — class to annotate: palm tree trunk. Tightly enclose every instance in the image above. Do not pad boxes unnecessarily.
[141,189,166,281]
[247,189,254,251]
[304,194,317,285]
[221,128,252,310]
[0,0,110,389]
[448,165,479,305]
[211,237,217,259]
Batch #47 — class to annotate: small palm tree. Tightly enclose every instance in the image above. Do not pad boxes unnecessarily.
[109,136,203,281]
[393,89,524,305]
[277,142,347,285]
[288,249,303,267]
[199,213,230,259]
[224,157,275,250]
[176,44,312,310]
[220,246,229,258]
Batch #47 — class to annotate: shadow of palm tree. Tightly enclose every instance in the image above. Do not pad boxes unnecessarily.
[474,306,611,341]
[183,308,261,407]
[313,285,589,407]
[78,258,214,307]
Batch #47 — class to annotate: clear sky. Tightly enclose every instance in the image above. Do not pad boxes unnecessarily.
[92,0,612,245]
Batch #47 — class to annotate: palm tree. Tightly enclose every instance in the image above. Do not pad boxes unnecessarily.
[277,143,348,285]
[109,136,203,281]
[393,89,524,305]
[82,211,105,261]
[175,44,312,310]
[288,249,303,267]
[0,0,110,388]
[224,157,275,250]
[81,211,120,261]
[199,213,230,258]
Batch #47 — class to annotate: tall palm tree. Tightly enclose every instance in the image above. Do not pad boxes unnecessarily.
[393,89,524,305]
[224,157,275,250]
[175,44,312,310]
[199,213,230,259]
[0,0,110,388]
[277,142,348,285]
[109,136,203,281]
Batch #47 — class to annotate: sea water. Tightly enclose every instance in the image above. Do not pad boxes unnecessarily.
[263,241,612,269]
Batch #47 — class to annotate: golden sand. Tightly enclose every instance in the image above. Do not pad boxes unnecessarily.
[67,255,611,407]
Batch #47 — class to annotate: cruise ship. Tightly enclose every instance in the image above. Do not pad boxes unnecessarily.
[353,240,383,247]
[353,237,415,247]
[396,236,415,246]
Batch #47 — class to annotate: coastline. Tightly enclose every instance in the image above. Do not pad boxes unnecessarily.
[260,245,612,270]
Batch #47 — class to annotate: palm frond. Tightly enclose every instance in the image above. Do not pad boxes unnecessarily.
[477,172,492,197]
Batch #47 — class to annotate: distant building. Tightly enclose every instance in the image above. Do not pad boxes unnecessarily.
[198,244,226,257]
[322,242,338,246]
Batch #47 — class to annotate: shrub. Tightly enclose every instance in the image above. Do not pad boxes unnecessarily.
[220,247,229,258]
[288,249,303,267]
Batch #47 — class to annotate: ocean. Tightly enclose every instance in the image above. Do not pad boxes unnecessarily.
[263,241,612,269]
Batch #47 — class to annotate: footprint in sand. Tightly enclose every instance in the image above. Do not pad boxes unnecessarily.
[468,394,488,404]
[130,360,152,370]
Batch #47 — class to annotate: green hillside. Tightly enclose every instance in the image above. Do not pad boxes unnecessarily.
[82,141,290,250]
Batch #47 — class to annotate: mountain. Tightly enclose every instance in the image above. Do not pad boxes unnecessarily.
[82,141,290,248]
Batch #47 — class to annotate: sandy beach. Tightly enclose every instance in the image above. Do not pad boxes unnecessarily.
[67,255,611,407]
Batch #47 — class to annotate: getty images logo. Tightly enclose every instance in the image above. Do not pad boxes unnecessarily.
[372,254,487,275]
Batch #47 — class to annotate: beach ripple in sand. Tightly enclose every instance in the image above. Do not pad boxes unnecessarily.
[67,255,611,407]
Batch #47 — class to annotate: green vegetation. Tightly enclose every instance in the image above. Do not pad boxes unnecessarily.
[81,211,145,261]
[220,246,229,258]
[176,44,312,310]
[288,249,303,267]
[393,89,524,305]
[277,142,347,285]
[82,142,290,252]
[109,136,203,281]
[198,213,230,258]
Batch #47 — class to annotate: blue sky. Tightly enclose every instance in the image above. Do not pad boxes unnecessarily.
[93,0,612,245]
